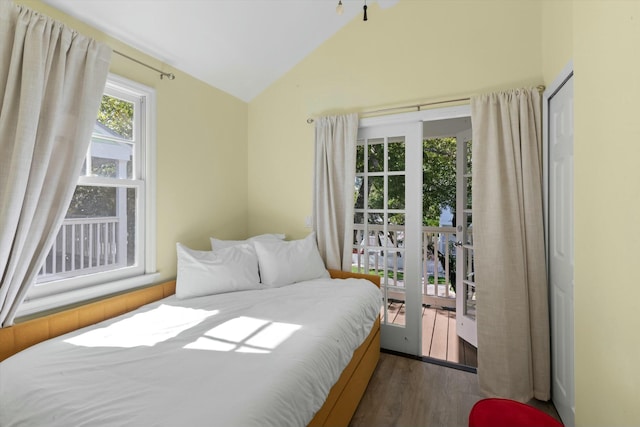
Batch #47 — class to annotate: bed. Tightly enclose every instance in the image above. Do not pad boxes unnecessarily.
[0,234,382,427]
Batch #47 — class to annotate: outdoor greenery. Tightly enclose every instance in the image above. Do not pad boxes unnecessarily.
[354,137,459,289]
[67,95,134,219]
[66,186,116,218]
[97,95,134,139]
[355,137,457,226]
[422,138,457,226]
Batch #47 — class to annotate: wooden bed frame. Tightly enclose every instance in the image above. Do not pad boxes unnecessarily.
[0,269,381,427]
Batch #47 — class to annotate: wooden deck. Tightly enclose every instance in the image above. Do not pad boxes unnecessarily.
[384,301,478,368]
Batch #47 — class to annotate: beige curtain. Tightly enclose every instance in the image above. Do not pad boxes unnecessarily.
[313,114,359,270]
[471,88,550,401]
[0,2,112,326]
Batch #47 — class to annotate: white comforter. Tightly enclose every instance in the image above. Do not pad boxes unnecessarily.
[0,278,381,427]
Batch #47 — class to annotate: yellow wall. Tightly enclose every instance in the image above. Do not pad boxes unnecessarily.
[247,0,543,239]
[541,0,573,84]
[572,2,640,425]
[18,1,249,280]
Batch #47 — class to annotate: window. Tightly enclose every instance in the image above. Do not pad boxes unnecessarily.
[21,74,157,315]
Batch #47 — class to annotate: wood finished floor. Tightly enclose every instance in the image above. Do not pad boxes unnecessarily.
[385,301,478,368]
[350,352,561,427]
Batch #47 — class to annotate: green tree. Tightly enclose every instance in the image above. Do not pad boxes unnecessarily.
[354,137,458,278]
[354,137,457,226]
[422,137,457,226]
[97,95,133,139]
[67,95,134,218]
[66,186,116,218]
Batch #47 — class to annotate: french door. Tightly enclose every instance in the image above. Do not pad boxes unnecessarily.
[355,121,423,355]
[354,106,474,357]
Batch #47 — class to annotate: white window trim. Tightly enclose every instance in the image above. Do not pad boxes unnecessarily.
[18,74,157,319]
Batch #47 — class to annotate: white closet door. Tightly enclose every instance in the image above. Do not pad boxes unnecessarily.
[546,67,574,427]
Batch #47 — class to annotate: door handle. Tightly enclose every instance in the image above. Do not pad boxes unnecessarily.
[454,241,463,247]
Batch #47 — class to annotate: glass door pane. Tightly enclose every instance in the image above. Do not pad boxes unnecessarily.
[456,130,477,347]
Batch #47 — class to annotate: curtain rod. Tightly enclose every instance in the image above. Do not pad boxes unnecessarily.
[113,50,176,80]
[306,85,546,124]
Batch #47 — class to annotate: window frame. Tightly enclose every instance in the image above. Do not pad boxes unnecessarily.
[18,74,158,318]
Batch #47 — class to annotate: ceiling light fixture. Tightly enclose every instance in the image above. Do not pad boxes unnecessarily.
[335,0,370,21]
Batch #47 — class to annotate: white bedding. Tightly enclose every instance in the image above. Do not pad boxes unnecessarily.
[0,277,381,427]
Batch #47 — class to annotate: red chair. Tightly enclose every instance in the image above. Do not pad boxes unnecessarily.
[469,398,564,427]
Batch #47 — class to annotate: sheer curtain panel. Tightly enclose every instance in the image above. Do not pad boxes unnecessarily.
[0,2,112,326]
[471,88,551,401]
[313,114,359,270]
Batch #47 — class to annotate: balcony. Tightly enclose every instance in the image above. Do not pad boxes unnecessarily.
[352,224,457,308]
[353,224,477,366]
[38,217,127,283]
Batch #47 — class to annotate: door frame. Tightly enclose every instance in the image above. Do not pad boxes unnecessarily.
[359,105,470,128]
[359,104,471,356]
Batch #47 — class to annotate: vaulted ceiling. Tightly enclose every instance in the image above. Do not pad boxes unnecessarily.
[42,0,399,102]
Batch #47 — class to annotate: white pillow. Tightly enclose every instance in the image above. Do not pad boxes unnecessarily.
[253,233,329,287]
[210,233,285,250]
[175,243,261,299]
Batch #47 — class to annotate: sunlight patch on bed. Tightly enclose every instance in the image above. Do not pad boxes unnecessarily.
[184,316,301,353]
[65,305,219,348]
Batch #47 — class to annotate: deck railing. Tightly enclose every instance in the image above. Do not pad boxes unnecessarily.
[38,217,126,282]
[352,224,457,308]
